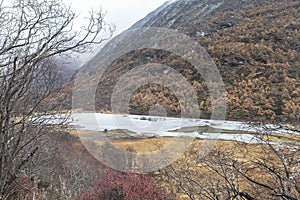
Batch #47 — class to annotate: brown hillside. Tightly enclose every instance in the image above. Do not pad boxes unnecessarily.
[70,0,300,122]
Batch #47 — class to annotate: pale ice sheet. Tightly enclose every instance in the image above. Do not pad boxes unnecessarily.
[71,113,263,143]
[72,113,246,132]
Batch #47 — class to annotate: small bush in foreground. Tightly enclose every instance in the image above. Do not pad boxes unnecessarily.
[76,168,174,200]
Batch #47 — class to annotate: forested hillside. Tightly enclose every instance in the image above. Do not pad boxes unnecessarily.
[84,0,300,122]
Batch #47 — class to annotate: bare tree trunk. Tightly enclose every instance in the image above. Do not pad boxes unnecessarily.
[0,0,113,198]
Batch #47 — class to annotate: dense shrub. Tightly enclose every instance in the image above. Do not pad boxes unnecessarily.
[76,168,174,200]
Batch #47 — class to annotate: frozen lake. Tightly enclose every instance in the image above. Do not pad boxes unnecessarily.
[39,112,297,145]
[72,113,251,132]
[71,113,269,144]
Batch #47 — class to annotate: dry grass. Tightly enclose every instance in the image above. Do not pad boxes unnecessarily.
[71,129,299,154]
[111,137,175,152]
[70,129,299,199]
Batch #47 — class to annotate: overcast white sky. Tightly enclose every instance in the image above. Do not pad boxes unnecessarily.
[64,0,169,35]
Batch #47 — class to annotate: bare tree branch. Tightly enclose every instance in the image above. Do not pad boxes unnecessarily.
[0,0,112,198]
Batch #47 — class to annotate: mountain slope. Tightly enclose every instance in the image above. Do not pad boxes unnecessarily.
[72,0,300,122]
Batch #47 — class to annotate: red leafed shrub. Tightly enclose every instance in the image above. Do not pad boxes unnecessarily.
[76,168,174,200]
[5,175,38,200]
